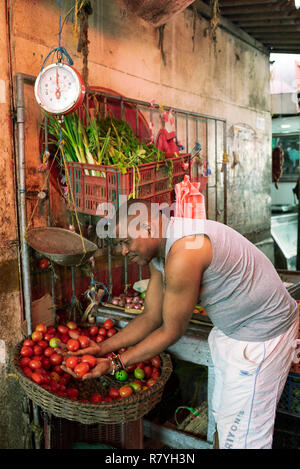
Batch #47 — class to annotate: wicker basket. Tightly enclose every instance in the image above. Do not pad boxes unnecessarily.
[11,341,173,425]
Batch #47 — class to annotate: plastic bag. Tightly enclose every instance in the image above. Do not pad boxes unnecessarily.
[175,175,206,219]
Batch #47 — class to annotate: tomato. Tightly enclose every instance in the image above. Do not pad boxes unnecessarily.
[42,357,51,370]
[119,385,133,398]
[65,356,79,370]
[98,328,107,337]
[90,393,102,403]
[80,329,89,337]
[47,326,56,334]
[151,368,161,378]
[143,365,153,378]
[50,380,60,392]
[37,340,48,350]
[74,362,90,378]
[50,371,61,382]
[126,364,135,373]
[67,339,80,352]
[44,333,55,342]
[57,325,69,335]
[135,362,145,369]
[146,378,157,387]
[31,331,43,342]
[134,368,145,380]
[35,324,47,334]
[23,339,34,348]
[43,347,55,357]
[49,353,63,366]
[96,335,105,344]
[109,387,121,399]
[78,336,90,349]
[49,337,61,349]
[52,365,63,375]
[66,321,77,330]
[29,359,42,370]
[104,319,114,330]
[89,326,98,336]
[151,356,161,368]
[20,346,33,357]
[129,381,142,393]
[115,370,128,381]
[60,333,69,344]
[31,372,43,385]
[66,388,79,399]
[81,354,97,368]
[33,345,43,356]
[103,396,113,401]
[39,258,50,269]
[106,328,117,338]
[19,357,31,367]
[23,366,33,378]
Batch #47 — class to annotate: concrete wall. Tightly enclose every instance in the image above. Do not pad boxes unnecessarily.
[0,0,272,447]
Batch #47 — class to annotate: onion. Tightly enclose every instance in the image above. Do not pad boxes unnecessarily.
[119,293,126,299]
[132,296,140,304]
[125,297,132,304]
[118,300,125,307]
[111,298,120,306]
[134,304,141,309]
[139,299,144,305]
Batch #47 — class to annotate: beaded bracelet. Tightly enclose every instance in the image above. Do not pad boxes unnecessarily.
[108,353,126,376]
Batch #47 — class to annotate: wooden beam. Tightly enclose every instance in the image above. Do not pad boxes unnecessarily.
[226,11,300,20]
[220,0,280,6]
[236,18,300,25]
[244,25,300,32]
[254,32,300,37]
[219,2,295,15]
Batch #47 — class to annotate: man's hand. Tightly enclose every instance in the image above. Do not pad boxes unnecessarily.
[61,357,112,380]
[56,339,103,357]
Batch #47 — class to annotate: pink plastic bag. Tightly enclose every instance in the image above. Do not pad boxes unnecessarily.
[175,175,206,219]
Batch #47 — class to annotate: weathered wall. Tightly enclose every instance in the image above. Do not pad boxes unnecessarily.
[0,0,272,448]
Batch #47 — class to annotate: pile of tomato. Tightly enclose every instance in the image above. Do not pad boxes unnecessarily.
[18,319,162,403]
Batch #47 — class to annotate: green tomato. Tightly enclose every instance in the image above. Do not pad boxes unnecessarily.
[134,367,145,380]
[49,337,61,348]
[115,370,128,381]
[129,381,142,393]
[141,291,146,300]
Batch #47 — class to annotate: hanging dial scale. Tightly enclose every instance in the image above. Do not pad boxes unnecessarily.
[34,62,85,115]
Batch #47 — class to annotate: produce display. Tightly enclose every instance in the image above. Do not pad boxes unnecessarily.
[17,320,162,403]
[109,290,145,312]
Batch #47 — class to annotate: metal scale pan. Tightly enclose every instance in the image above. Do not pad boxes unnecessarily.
[25,227,98,267]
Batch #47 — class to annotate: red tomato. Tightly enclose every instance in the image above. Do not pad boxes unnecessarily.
[151,356,161,368]
[23,367,33,378]
[74,362,90,378]
[67,339,80,352]
[146,378,157,387]
[57,325,69,335]
[66,321,77,330]
[126,364,135,373]
[29,359,42,370]
[65,356,79,370]
[47,327,56,335]
[20,346,33,358]
[43,347,55,357]
[81,354,97,368]
[49,353,63,365]
[90,393,102,403]
[19,357,31,368]
[104,319,114,330]
[135,362,145,369]
[96,335,105,344]
[50,380,59,392]
[98,328,107,337]
[143,365,153,378]
[103,396,113,401]
[78,336,90,349]
[23,339,34,348]
[109,387,121,399]
[39,258,50,269]
[35,324,47,334]
[52,365,63,375]
[60,333,69,344]
[106,328,117,338]
[80,329,89,337]
[33,345,43,356]
[31,331,43,342]
[42,357,51,370]
[151,368,161,378]
[31,372,43,384]
[44,333,55,342]
[89,326,98,336]
[37,340,48,350]
[50,371,61,382]
[66,388,79,399]
[119,385,133,398]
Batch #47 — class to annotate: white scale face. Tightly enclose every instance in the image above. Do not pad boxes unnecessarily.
[35,63,81,114]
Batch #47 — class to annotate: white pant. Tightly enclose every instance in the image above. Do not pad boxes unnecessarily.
[208,316,299,449]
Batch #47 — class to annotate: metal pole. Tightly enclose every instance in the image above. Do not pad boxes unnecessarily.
[16,73,32,336]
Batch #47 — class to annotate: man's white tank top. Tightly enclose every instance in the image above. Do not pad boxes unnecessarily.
[153,217,298,342]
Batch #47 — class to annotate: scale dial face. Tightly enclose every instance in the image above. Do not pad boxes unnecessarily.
[34,63,85,115]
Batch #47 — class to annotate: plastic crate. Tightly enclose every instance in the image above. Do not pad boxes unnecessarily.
[278,372,300,418]
[67,154,190,216]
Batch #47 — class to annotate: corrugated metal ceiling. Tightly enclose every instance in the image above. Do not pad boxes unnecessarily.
[200,0,300,53]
